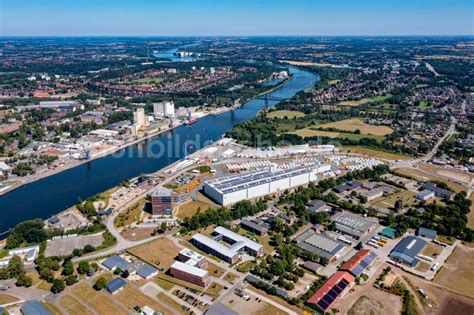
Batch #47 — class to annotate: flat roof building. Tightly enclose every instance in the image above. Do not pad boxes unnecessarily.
[105,277,127,294]
[380,227,396,239]
[307,271,355,312]
[423,182,455,200]
[416,189,435,201]
[204,165,330,206]
[102,255,131,271]
[21,300,52,315]
[294,229,345,261]
[331,212,376,239]
[214,226,264,257]
[417,227,437,240]
[205,302,239,315]
[170,261,210,287]
[178,248,208,269]
[191,233,239,264]
[149,187,189,215]
[136,264,159,279]
[308,199,332,213]
[240,219,268,236]
[390,236,427,267]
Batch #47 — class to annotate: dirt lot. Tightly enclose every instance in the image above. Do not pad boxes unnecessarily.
[435,244,474,297]
[220,288,291,315]
[0,293,19,304]
[314,118,393,136]
[128,237,180,269]
[336,286,402,315]
[421,243,443,258]
[176,200,215,219]
[121,227,154,241]
[438,294,474,315]
[114,286,173,314]
[45,233,104,257]
[415,261,431,272]
[395,167,467,193]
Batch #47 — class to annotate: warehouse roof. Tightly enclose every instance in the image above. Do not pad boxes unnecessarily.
[240,219,268,233]
[205,166,324,194]
[136,263,158,279]
[296,230,345,259]
[205,302,239,315]
[308,200,331,213]
[171,261,208,277]
[340,249,377,277]
[307,271,355,312]
[390,236,427,267]
[102,255,131,271]
[21,300,52,315]
[332,212,375,235]
[418,227,437,240]
[105,277,127,294]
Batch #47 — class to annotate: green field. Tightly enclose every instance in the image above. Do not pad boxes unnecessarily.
[268,110,305,119]
[289,129,386,142]
[338,94,392,106]
[131,77,163,84]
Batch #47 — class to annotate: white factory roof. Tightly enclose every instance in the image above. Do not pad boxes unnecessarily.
[214,226,262,253]
[191,233,237,259]
[205,166,326,195]
[171,261,208,277]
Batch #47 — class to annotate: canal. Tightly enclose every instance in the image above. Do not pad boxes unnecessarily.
[0,66,318,234]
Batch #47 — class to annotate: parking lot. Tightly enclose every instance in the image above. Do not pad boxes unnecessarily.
[44,233,104,257]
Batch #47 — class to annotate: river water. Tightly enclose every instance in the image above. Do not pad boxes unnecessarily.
[0,66,318,234]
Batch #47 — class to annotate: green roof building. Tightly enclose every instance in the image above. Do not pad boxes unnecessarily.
[380,227,396,239]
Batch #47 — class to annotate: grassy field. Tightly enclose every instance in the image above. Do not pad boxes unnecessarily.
[268,110,305,119]
[343,146,412,160]
[371,190,416,209]
[223,272,239,284]
[338,94,392,106]
[236,261,256,273]
[128,237,180,269]
[59,295,94,315]
[0,293,19,304]
[395,167,467,193]
[435,245,474,297]
[289,128,386,142]
[203,282,225,299]
[131,77,163,84]
[114,199,146,228]
[207,261,226,278]
[42,301,63,315]
[154,277,175,291]
[156,293,187,315]
[313,118,393,136]
[115,286,170,313]
[70,284,99,301]
[88,294,127,315]
[176,200,215,219]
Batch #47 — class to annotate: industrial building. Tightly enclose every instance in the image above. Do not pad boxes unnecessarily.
[331,212,376,239]
[170,261,210,287]
[133,107,147,127]
[153,101,175,117]
[417,227,437,240]
[190,226,263,264]
[204,165,331,206]
[306,271,355,312]
[240,219,269,236]
[416,189,435,201]
[340,249,377,277]
[389,236,427,267]
[149,187,189,215]
[334,181,363,193]
[294,228,345,261]
[308,199,331,213]
[422,182,455,200]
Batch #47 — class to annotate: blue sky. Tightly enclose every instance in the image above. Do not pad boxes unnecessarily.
[1,0,473,36]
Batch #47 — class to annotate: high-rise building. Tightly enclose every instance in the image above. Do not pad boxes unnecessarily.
[149,187,189,215]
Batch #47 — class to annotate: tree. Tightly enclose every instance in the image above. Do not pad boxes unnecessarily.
[355,242,363,250]
[7,255,24,278]
[39,268,54,282]
[77,261,90,275]
[94,276,107,290]
[0,268,8,280]
[83,244,95,253]
[65,275,78,286]
[62,261,74,276]
[16,273,33,287]
[51,278,65,294]
[114,267,122,275]
[394,200,403,212]
[72,248,84,257]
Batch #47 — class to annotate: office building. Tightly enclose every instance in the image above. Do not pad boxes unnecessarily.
[170,261,210,287]
[149,187,189,215]
[178,248,208,269]
[190,226,263,264]
[204,165,331,206]
[240,219,269,236]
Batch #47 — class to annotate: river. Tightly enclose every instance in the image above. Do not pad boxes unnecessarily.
[0,66,318,234]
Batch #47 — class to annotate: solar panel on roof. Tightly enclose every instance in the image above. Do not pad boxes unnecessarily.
[352,265,364,276]
[317,300,329,310]
[340,278,349,286]
[322,294,334,305]
[327,290,338,300]
[332,285,343,294]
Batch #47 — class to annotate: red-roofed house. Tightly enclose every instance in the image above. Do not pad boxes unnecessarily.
[307,271,355,313]
[340,249,377,277]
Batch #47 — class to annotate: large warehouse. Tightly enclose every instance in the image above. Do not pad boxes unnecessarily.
[204,165,331,206]
[294,228,346,261]
[389,236,427,267]
[331,212,376,239]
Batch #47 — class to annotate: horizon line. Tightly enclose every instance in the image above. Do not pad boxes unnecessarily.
[1,34,473,38]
